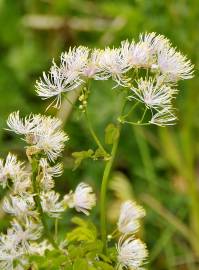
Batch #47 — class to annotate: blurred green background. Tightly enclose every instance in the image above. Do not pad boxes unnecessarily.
[0,0,199,269]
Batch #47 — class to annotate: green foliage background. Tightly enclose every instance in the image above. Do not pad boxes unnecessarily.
[0,0,199,269]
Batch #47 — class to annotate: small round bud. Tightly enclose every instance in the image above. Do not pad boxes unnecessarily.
[107,235,112,241]
[79,95,84,101]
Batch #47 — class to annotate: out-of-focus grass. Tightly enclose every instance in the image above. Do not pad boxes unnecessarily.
[0,1,199,269]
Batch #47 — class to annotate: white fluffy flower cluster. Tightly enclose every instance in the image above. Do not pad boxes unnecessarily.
[0,218,44,270]
[3,195,36,220]
[0,153,28,190]
[117,236,148,270]
[116,200,148,269]
[36,32,193,126]
[7,112,69,162]
[0,115,68,268]
[0,153,59,269]
[1,113,96,269]
[118,200,145,234]
[39,158,63,191]
[64,182,96,215]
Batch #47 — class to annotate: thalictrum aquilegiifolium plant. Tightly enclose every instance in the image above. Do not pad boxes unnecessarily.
[0,32,193,269]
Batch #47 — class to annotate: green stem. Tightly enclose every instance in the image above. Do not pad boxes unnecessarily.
[55,219,58,242]
[100,123,121,252]
[31,158,58,249]
[85,110,109,157]
[100,95,130,252]
[121,101,140,120]
[123,120,150,126]
[138,107,148,123]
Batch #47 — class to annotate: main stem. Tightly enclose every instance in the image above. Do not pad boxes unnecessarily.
[31,158,58,249]
[100,123,121,252]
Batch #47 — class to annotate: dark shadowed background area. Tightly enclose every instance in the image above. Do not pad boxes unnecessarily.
[0,1,199,269]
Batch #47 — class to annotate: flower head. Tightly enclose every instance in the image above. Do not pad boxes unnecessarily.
[117,236,148,269]
[139,32,170,55]
[0,153,25,189]
[39,158,63,191]
[36,46,89,108]
[0,232,24,270]
[81,49,102,78]
[150,108,177,126]
[118,200,145,234]
[64,182,96,215]
[10,219,42,251]
[12,174,31,195]
[94,47,130,86]
[157,45,194,82]
[40,191,65,218]
[130,77,177,110]
[7,112,69,162]
[60,46,89,77]
[3,195,36,219]
[0,219,42,269]
[121,39,153,69]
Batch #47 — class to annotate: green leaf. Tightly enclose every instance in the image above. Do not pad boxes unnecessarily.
[71,217,88,226]
[105,124,119,145]
[68,245,84,258]
[107,247,117,261]
[29,250,71,269]
[73,258,88,270]
[83,240,103,254]
[72,149,94,170]
[67,217,97,243]
[93,261,114,270]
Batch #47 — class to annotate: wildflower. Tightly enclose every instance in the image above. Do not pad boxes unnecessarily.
[139,32,170,55]
[64,182,96,215]
[130,77,177,110]
[39,158,63,191]
[120,39,153,69]
[118,200,145,234]
[3,195,36,219]
[60,46,89,77]
[0,219,42,269]
[150,108,177,126]
[7,112,69,162]
[40,191,65,218]
[10,219,42,251]
[95,47,130,86]
[82,49,102,78]
[117,236,148,269]
[0,153,25,189]
[36,46,89,108]
[0,232,24,270]
[12,174,31,195]
[157,45,194,82]
[36,67,68,109]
